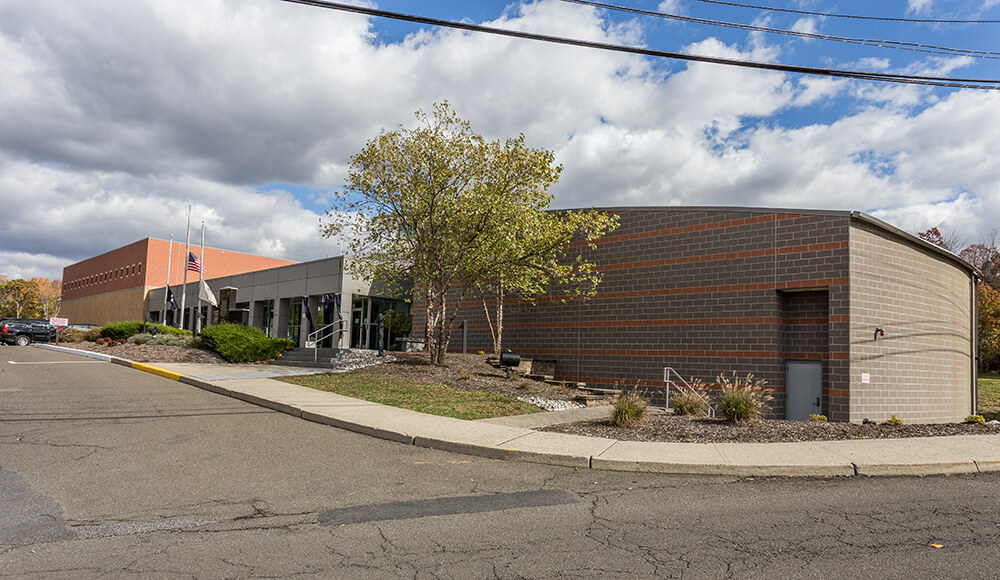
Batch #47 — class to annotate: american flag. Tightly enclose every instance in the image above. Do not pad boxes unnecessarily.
[187,251,203,273]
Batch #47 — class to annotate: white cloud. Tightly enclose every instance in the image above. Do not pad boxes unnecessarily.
[657,0,685,15]
[0,0,998,283]
[907,0,935,14]
[790,18,819,36]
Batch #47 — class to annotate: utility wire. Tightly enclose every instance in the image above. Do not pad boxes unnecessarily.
[274,0,1000,90]
[687,0,1000,23]
[561,0,1000,60]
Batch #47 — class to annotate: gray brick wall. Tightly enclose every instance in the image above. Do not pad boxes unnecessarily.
[418,208,853,419]
[414,208,974,423]
[848,220,974,423]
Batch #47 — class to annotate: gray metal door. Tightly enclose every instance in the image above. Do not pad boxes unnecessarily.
[786,361,822,420]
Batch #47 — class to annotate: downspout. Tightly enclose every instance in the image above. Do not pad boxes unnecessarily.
[972,275,979,415]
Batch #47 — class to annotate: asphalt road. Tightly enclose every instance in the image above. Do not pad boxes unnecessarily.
[3,345,1000,579]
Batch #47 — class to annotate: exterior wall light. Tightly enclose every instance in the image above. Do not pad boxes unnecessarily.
[874,327,885,340]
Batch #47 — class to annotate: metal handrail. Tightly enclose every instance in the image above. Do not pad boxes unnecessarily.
[306,320,344,363]
[663,367,716,418]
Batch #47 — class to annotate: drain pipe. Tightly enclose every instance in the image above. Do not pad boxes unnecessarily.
[972,275,979,414]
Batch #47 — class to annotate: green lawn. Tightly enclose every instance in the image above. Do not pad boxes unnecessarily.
[979,374,1000,421]
[279,372,541,421]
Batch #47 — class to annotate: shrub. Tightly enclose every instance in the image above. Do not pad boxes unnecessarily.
[808,414,828,422]
[717,371,773,423]
[99,320,191,340]
[57,328,88,343]
[127,333,193,347]
[966,414,986,424]
[671,390,707,416]
[199,323,294,363]
[610,392,647,428]
[882,414,904,426]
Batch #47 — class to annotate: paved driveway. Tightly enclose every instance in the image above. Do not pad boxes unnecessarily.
[4,346,1000,578]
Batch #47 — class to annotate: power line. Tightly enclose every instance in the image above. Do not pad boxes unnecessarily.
[273,0,1000,90]
[687,0,1000,24]
[561,0,1000,60]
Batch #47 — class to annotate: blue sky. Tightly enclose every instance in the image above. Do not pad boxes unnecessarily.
[1,0,999,280]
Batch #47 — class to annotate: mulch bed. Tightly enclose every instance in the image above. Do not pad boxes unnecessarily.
[53,341,228,364]
[542,413,1000,443]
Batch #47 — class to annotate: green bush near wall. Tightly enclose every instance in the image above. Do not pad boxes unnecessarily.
[99,321,192,340]
[199,323,294,363]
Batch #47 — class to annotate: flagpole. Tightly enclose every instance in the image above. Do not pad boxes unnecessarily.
[163,233,173,324]
[199,221,206,333]
[180,204,192,329]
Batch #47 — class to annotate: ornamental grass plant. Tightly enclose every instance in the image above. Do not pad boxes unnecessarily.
[717,371,773,423]
[611,391,648,428]
[671,390,708,417]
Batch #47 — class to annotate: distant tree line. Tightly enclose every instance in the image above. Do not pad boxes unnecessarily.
[0,276,61,319]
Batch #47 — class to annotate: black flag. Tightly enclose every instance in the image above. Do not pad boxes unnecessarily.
[302,296,316,335]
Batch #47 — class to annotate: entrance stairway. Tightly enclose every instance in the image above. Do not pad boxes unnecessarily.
[269,347,387,370]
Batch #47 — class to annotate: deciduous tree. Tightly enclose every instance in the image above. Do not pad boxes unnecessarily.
[323,102,585,365]
[32,277,62,318]
[0,278,41,318]
[978,284,1000,372]
[475,207,617,354]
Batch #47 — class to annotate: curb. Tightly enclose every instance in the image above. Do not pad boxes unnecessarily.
[33,345,1000,479]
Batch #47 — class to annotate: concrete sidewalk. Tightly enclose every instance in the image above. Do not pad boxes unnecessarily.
[39,344,1000,478]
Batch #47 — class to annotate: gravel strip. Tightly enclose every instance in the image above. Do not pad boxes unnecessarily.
[517,396,586,412]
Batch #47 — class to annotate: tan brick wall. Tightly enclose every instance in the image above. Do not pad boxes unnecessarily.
[848,222,974,423]
[59,286,152,326]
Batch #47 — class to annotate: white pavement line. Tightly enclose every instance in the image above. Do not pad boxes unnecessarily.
[7,360,106,364]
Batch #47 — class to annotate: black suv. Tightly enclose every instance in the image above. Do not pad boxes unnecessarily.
[0,318,55,346]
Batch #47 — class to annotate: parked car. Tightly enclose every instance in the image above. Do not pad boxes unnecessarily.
[0,318,56,346]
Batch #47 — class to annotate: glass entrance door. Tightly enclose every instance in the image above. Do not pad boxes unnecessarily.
[349,295,411,350]
[351,297,367,349]
[287,301,302,345]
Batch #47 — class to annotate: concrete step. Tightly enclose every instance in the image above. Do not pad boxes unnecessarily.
[544,379,588,389]
[577,386,621,396]
[268,348,389,370]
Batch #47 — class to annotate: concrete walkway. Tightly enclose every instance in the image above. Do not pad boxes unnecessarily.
[38,344,1000,478]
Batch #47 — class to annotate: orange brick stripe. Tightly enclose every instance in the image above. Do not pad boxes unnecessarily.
[460,316,839,331]
[598,241,848,272]
[550,375,796,395]
[496,347,849,360]
[568,213,809,248]
[413,277,851,311]
[531,278,850,304]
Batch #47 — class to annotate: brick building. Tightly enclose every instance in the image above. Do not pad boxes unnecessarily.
[61,238,297,325]
[425,207,978,423]
[144,256,411,349]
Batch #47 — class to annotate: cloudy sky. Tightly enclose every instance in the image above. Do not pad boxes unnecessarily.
[2,0,999,281]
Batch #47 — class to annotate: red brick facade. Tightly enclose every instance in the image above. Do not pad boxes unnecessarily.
[60,238,296,325]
